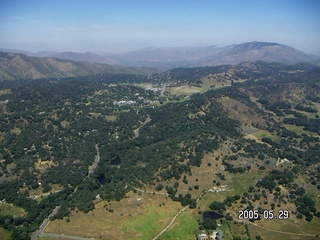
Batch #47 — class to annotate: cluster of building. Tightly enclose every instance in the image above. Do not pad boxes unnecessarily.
[113,100,136,106]
[145,87,161,92]
[208,185,228,192]
[197,230,223,240]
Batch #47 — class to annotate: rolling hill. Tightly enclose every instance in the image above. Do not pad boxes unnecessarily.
[0,52,157,80]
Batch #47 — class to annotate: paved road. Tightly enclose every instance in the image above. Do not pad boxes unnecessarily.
[31,206,60,240]
[32,144,101,240]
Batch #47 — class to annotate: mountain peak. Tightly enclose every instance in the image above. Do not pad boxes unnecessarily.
[229,41,282,51]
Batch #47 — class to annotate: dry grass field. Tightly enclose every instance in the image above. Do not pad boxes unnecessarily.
[168,85,202,95]
[45,191,182,240]
[247,218,320,240]
[105,114,117,122]
[217,96,266,128]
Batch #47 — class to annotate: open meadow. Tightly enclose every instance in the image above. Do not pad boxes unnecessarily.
[45,191,182,239]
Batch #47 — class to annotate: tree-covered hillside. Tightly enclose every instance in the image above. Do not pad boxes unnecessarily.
[0,62,319,239]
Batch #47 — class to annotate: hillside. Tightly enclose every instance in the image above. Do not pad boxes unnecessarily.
[0,52,156,80]
[201,41,315,66]
[113,42,317,69]
[2,41,318,71]
[41,51,117,65]
[0,62,319,239]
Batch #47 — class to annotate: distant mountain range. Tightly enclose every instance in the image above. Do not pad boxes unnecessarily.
[0,41,319,80]
[1,41,318,71]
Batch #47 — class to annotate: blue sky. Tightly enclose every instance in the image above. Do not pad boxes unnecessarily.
[1,0,319,54]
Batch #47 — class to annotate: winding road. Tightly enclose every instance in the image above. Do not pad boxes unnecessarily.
[132,115,151,139]
[152,190,209,240]
[152,207,187,240]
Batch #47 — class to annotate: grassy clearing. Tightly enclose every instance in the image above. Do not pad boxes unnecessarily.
[0,89,11,96]
[133,83,155,89]
[46,191,181,240]
[105,114,117,122]
[284,124,308,136]
[195,170,262,215]
[253,130,279,142]
[175,153,218,196]
[0,203,25,218]
[157,211,198,240]
[312,102,320,114]
[230,172,263,196]
[200,78,219,92]
[296,218,320,235]
[201,76,233,90]
[256,219,312,233]
[0,227,11,240]
[169,85,202,96]
[197,191,223,211]
[122,205,175,240]
[295,178,320,209]
[247,219,320,240]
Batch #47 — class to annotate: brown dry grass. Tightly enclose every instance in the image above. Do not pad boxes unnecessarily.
[45,191,181,240]
[35,159,56,172]
[247,218,320,240]
[169,85,202,95]
[0,89,11,95]
[217,97,266,129]
[177,153,218,196]
[10,127,21,135]
[105,114,117,122]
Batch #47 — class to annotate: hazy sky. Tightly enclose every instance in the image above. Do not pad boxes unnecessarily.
[1,0,319,54]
